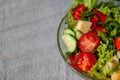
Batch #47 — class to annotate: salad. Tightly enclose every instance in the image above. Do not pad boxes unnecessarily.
[61,0,120,80]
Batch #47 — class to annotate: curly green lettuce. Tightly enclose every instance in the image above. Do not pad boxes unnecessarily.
[89,31,116,79]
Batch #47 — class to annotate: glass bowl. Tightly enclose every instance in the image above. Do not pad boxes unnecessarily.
[57,0,120,80]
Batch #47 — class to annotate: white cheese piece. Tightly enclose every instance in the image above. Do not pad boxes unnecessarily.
[76,20,92,33]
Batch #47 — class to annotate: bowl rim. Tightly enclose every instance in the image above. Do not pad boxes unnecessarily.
[57,14,68,62]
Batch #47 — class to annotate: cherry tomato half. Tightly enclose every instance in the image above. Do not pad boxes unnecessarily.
[70,52,97,72]
[78,32,100,52]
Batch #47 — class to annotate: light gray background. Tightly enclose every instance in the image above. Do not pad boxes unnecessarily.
[0,0,85,80]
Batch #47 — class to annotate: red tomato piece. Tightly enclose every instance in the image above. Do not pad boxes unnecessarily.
[91,23,97,31]
[78,32,100,52]
[70,52,97,72]
[73,4,86,20]
[75,4,86,12]
[115,38,120,51]
[91,15,99,23]
[93,9,107,22]
[73,11,81,20]
[70,55,79,70]
[91,23,106,33]
[96,26,106,32]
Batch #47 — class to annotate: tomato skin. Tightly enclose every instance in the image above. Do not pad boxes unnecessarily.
[91,23,97,31]
[75,4,86,12]
[73,11,81,20]
[96,26,106,32]
[91,14,106,32]
[73,4,86,20]
[91,23,106,33]
[93,9,107,22]
[91,15,99,24]
[115,38,120,51]
[70,55,81,71]
[70,52,97,72]
[78,32,100,52]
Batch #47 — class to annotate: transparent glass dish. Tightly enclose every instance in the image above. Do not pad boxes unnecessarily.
[57,1,119,80]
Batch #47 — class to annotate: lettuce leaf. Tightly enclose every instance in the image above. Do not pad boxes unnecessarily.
[83,0,98,11]
[98,7,120,23]
[65,11,78,29]
[105,19,120,37]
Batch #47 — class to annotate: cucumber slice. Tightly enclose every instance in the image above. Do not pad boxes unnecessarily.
[62,34,77,52]
[64,28,75,36]
[75,30,83,40]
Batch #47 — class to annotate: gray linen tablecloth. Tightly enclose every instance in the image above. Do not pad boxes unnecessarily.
[0,0,85,80]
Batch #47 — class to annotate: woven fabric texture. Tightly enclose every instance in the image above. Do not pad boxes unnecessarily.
[0,0,84,80]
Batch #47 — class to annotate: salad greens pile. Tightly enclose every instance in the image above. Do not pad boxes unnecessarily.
[63,0,120,79]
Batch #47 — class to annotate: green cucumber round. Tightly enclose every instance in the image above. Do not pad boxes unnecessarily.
[62,34,77,52]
